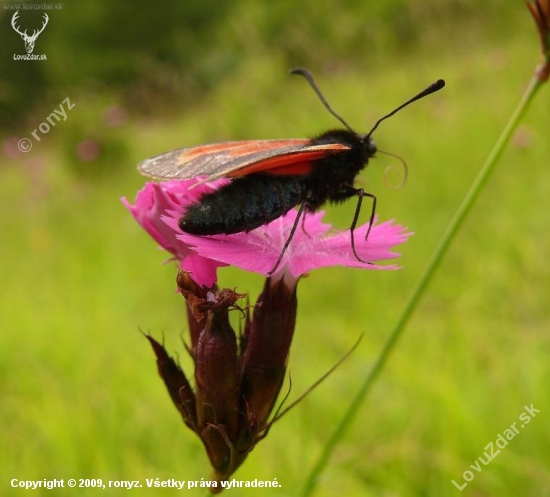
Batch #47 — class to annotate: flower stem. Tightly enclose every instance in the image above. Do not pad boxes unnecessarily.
[300,74,544,497]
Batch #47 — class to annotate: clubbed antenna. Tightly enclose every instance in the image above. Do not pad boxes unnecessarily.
[291,68,445,138]
[290,67,355,133]
[367,79,446,137]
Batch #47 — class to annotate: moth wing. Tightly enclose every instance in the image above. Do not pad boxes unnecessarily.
[137,139,351,181]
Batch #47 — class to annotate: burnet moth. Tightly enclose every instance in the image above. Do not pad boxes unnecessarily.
[138,69,445,273]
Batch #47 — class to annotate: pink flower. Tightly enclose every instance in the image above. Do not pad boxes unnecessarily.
[123,179,412,287]
[126,177,412,485]
[121,179,229,288]
[180,211,411,285]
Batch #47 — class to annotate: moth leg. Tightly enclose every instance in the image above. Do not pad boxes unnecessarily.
[269,203,307,276]
[299,207,311,238]
[348,187,376,264]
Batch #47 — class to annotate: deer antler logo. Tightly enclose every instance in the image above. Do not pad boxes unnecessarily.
[11,11,49,54]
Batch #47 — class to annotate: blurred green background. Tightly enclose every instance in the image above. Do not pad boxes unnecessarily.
[1,1,549,495]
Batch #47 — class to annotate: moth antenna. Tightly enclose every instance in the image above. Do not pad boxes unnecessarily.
[367,79,445,138]
[378,149,408,190]
[291,67,355,133]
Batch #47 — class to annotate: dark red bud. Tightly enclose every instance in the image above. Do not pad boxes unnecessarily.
[240,277,297,429]
[145,334,197,431]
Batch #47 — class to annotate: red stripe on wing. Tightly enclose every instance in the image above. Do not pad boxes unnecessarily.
[225,144,350,177]
[178,139,310,164]
[138,140,351,181]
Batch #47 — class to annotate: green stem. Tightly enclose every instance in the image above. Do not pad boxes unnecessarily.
[301,74,544,497]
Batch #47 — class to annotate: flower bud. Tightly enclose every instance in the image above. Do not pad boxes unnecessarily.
[240,277,297,430]
[527,0,550,80]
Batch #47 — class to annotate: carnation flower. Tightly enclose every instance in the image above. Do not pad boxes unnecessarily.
[122,179,230,287]
[123,177,412,489]
[123,178,412,288]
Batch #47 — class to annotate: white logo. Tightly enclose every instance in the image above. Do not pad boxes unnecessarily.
[11,11,49,54]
